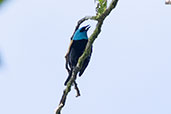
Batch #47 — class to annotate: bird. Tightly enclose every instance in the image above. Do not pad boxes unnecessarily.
[64,25,92,85]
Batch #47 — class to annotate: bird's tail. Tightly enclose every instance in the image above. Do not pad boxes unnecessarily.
[64,69,73,86]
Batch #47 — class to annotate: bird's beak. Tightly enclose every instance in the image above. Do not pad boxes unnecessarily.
[85,25,91,31]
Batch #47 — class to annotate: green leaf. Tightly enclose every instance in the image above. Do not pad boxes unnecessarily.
[95,0,107,16]
[0,0,4,4]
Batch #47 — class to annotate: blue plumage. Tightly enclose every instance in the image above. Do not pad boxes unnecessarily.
[73,25,90,40]
[64,25,92,85]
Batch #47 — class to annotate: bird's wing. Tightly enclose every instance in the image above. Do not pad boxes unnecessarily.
[68,44,78,68]
[65,40,73,57]
[79,46,92,76]
[65,40,74,72]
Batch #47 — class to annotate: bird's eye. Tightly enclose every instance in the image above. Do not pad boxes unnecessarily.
[80,28,85,32]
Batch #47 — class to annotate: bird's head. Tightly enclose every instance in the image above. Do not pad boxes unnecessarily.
[73,25,90,40]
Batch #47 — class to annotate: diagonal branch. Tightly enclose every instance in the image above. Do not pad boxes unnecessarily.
[77,0,119,69]
[56,0,119,114]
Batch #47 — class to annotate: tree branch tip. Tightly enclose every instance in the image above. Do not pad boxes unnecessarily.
[55,103,64,114]
[77,16,98,25]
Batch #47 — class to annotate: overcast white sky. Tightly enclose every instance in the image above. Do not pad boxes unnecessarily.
[0,0,171,114]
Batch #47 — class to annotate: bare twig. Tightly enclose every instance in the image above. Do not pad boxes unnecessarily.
[56,0,119,114]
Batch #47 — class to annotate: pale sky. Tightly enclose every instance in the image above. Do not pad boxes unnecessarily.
[0,0,171,114]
